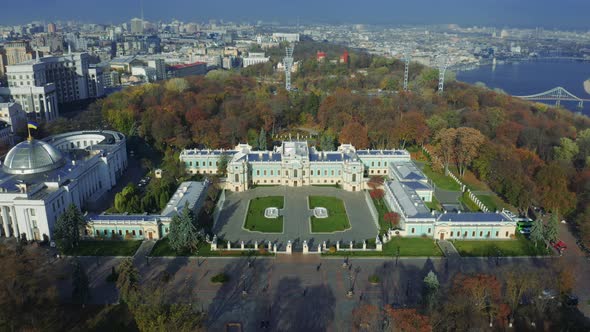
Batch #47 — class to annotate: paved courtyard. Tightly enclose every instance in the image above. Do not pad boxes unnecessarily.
[213,186,379,250]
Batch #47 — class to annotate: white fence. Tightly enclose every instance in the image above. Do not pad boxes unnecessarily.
[209,237,384,254]
[364,190,380,229]
[212,189,226,227]
[421,146,490,212]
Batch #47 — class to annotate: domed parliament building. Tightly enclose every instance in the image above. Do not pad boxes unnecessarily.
[0,130,127,241]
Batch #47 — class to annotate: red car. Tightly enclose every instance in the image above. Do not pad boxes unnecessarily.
[551,240,567,251]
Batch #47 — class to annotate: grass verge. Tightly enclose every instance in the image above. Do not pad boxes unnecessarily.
[63,240,143,256]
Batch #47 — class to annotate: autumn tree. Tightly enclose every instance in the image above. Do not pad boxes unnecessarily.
[131,283,206,332]
[384,212,400,229]
[116,258,139,304]
[434,128,457,175]
[454,127,486,177]
[535,161,576,214]
[351,303,381,332]
[385,307,431,332]
[370,189,385,201]
[0,244,61,331]
[339,121,369,149]
[367,176,384,190]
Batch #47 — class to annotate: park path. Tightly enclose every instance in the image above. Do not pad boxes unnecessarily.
[133,240,156,266]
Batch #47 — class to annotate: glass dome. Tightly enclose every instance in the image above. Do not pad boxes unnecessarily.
[2,139,66,175]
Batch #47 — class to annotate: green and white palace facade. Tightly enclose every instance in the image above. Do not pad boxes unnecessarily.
[180,141,517,241]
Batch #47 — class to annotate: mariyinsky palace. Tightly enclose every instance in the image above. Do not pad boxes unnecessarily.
[180,141,517,241]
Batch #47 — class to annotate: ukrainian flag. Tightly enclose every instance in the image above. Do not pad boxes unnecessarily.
[27,121,39,130]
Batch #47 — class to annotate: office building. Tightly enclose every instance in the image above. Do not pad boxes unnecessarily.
[243,52,270,67]
[130,18,144,35]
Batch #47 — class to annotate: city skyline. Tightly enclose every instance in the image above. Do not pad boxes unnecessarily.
[2,0,590,29]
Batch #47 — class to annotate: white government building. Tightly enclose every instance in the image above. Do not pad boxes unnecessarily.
[0,130,127,241]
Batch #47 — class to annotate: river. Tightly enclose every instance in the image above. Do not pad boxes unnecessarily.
[456,60,590,116]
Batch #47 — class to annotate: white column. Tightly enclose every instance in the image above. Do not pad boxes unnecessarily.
[13,206,26,240]
[1,207,9,237]
[43,96,50,122]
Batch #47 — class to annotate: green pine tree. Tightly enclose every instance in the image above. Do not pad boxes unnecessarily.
[54,204,84,251]
[545,213,559,243]
[530,220,545,247]
[168,202,201,254]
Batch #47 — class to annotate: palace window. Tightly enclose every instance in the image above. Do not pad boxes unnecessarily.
[189,161,193,166]
[286,171,289,176]
[479,231,483,237]
[339,170,342,176]
[428,228,431,233]
[270,170,273,176]
[264,170,267,176]
[324,170,327,176]
[487,231,491,237]
[464,231,467,237]
[104,230,107,235]
[209,161,212,166]
[352,174,357,182]
[495,231,499,237]
[139,230,143,236]
[303,171,305,176]
[331,170,334,176]
[96,230,100,235]
[371,162,374,166]
[472,231,475,237]
[256,170,260,176]
[505,231,509,237]
[119,230,122,235]
[235,174,239,182]
[378,161,381,167]
[450,231,454,237]
[195,161,199,166]
[278,170,281,176]
[132,230,136,236]
[411,228,415,234]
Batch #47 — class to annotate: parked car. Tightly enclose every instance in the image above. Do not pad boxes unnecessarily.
[539,289,558,300]
[551,240,567,251]
[519,227,531,235]
[564,294,579,306]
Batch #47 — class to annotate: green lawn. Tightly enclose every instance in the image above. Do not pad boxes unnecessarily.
[424,196,442,212]
[453,235,551,257]
[476,194,516,213]
[150,238,273,257]
[459,192,481,212]
[63,240,143,256]
[372,197,391,233]
[244,196,284,233]
[421,164,461,191]
[323,237,443,257]
[309,196,351,233]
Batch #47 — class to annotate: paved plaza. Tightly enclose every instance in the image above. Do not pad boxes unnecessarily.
[213,186,379,250]
[68,252,590,331]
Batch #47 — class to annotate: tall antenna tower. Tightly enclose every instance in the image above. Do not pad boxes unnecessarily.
[140,0,144,34]
[403,51,411,91]
[437,56,448,95]
[284,45,294,91]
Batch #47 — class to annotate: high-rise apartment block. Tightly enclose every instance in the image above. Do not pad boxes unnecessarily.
[130,18,144,34]
[0,52,104,121]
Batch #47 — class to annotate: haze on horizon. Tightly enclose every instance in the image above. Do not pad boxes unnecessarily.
[1,0,589,29]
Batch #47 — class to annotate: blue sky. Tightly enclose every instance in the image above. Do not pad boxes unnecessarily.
[1,0,589,29]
